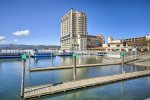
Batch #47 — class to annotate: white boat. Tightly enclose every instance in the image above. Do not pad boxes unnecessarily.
[96,51,107,56]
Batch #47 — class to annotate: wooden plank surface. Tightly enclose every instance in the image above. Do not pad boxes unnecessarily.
[29,62,121,72]
[24,70,150,99]
[29,58,139,72]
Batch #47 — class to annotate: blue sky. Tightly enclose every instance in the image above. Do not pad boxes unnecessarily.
[0,0,150,45]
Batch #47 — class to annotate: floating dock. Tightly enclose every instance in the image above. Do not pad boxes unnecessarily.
[24,70,150,99]
[29,58,139,72]
[29,62,121,72]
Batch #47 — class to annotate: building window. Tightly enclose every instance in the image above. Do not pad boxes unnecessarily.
[117,45,120,47]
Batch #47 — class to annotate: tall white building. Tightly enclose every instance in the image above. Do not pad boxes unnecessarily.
[60,9,87,51]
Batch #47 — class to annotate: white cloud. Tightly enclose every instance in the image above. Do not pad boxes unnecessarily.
[12,30,30,36]
[0,35,6,43]
[14,39,18,42]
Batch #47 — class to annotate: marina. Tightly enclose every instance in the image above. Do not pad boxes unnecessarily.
[1,0,150,100]
[0,55,150,100]
[22,53,149,99]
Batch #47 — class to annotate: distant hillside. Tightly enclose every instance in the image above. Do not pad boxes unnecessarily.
[0,44,60,50]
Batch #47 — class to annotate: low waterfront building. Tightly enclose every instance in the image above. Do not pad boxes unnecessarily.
[103,36,126,51]
[106,34,150,51]
[87,34,105,48]
[87,47,106,51]
[121,35,150,51]
[108,36,121,44]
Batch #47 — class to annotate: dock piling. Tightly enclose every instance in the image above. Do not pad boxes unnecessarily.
[51,50,53,66]
[120,51,125,73]
[20,53,27,98]
[73,53,77,81]
[28,52,31,70]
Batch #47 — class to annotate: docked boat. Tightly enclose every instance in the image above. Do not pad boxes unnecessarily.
[96,51,107,56]
[106,51,122,58]
[0,53,22,59]
[57,50,74,56]
[31,52,55,58]
[30,49,55,58]
[57,52,74,56]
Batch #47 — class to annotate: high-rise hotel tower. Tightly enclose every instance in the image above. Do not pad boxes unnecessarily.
[60,9,87,51]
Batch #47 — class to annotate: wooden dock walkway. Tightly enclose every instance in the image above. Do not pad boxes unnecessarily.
[29,58,138,72]
[29,62,121,72]
[24,70,150,99]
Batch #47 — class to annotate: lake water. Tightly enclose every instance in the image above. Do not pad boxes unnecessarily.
[0,55,150,100]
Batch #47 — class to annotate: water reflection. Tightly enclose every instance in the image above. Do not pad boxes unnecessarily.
[59,55,103,66]
[120,82,124,98]
[33,57,55,62]
[60,56,73,66]
[28,69,32,87]
[0,62,1,70]
[0,58,21,62]
[32,57,56,68]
